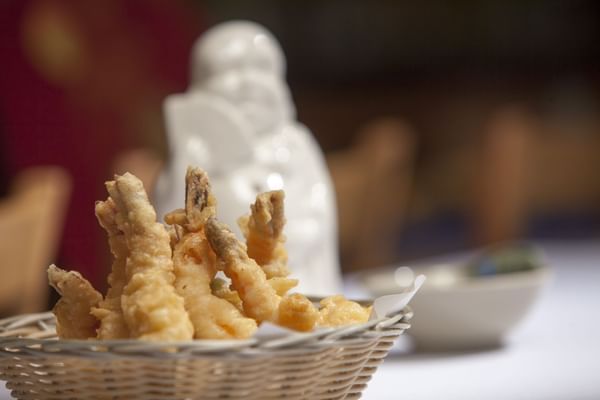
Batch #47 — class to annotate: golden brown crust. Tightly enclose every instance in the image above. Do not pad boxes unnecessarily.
[278,294,319,332]
[241,191,290,279]
[206,217,318,331]
[318,295,372,327]
[169,166,257,339]
[49,166,368,340]
[91,198,130,339]
[48,265,102,339]
[109,173,193,341]
[206,217,281,323]
[184,167,217,231]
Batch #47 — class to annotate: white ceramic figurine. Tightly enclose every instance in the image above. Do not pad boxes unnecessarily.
[154,21,342,295]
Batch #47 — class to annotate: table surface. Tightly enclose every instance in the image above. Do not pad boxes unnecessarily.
[1,240,599,400]
[359,240,600,400]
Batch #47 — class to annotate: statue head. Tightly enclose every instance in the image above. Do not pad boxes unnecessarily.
[191,20,286,83]
[189,21,294,135]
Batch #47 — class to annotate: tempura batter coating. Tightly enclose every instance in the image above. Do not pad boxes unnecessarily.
[206,217,280,323]
[182,167,216,231]
[278,293,319,332]
[108,173,193,341]
[212,276,298,309]
[206,217,319,331]
[166,223,184,251]
[318,295,372,327]
[170,167,257,339]
[48,265,102,339]
[269,277,299,297]
[173,233,257,338]
[91,198,129,339]
[211,277,244,311]
[239,191,290,279]
[239,191,297,296]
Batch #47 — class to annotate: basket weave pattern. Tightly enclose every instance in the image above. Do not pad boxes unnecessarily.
[0,308,411,400]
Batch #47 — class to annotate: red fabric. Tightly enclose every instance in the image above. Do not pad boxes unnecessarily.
[0,0,204,288]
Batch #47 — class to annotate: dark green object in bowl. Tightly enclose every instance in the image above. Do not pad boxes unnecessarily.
[466,243,541,278]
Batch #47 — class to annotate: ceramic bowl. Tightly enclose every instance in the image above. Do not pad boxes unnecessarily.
[361,252,551,351]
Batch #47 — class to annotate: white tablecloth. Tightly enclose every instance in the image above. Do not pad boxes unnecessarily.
[360,240,600,400]
[1,240,599,399]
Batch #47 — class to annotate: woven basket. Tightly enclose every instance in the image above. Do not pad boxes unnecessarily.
[0,306,411,400]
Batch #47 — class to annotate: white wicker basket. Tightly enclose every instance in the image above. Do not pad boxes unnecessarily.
[0,306,411,400]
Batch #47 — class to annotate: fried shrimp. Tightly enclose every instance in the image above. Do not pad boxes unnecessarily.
[107,173,193,341]
[318,295,372,327]
[268,277,299,297]
[211,276,297,308]
[206,217,280,323]
[170,167,257,339]
[211,277,244,312]
[238,190,297,297]
[173,234,257,338]
[46,166,379,341]
[48,265,102,339]
[206,218,318,331]
[277,293,319,332]
[239,190,290,279]
[91,198,129,339]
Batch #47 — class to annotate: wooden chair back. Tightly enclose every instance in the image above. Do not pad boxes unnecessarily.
[0,167,71,314]
[327,118,416,271]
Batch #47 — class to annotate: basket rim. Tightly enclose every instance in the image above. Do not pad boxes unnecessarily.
[0,308,412,359]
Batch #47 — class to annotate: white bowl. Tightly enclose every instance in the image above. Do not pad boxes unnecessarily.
[362,261,551,351]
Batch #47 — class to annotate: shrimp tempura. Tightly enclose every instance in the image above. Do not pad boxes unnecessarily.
[239,191,290,279]
[206,218,319,331]
[206,217,280,323]
[48,265,102,339]
[318,295,372,327]
[170,167,257,339]
[278,293,319,332]
[211,277,243,311]
[238,191,298,297]
[239,191,369,328]
[107,173,193,341]
[211,276,296,307]
[91,198,129,339]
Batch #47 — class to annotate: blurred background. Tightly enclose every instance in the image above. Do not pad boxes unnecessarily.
[1,0,600,314]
